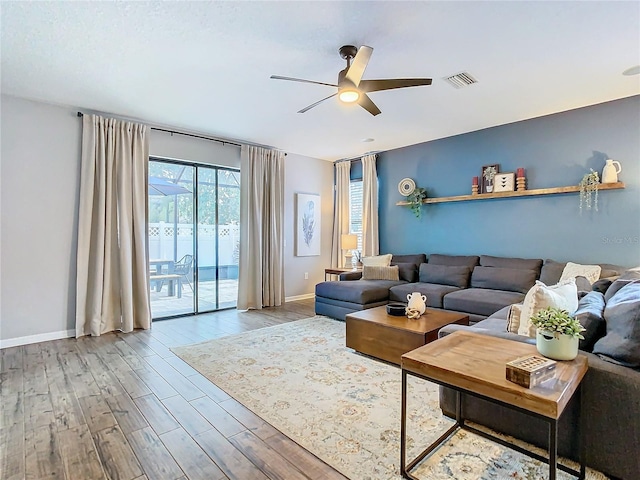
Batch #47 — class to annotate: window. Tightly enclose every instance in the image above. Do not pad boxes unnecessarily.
[349,180,363,252]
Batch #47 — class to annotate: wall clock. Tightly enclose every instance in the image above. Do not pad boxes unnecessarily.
[398,178,416,196]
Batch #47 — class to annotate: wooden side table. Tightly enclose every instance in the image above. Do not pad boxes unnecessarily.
[400,330,588,480]
[324,267,361,281]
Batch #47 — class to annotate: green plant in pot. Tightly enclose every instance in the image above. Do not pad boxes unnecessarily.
[407,187,427,218]
[530,307,585,361]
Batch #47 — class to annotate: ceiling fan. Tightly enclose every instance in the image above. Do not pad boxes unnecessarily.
[270,45,432,116]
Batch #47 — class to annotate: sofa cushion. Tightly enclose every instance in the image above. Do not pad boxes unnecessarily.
[517,279,579,337]
[480,255,543,274]
[428,254,479,268]
[592,277,615,294]
[361,254,392,267]
[391,262,419,282]
[362,265,399,281]
[470,266,538,294]
[593,281,640,368]
[443,288,525,317]
[574,291,607,352]
[315,279,403,305]
[389,283,461,309]
[391,253,427,265]
[560,262,602,284]
[419,264,471,288]
[604,268,640,302]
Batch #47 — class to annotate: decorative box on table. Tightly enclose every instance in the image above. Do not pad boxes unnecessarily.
[505,355,556,388]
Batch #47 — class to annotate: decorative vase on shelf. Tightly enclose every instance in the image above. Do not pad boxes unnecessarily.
[602,159,622,184]
[536,330,579,361]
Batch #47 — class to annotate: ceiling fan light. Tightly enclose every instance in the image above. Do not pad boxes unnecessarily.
[339,89,360,103]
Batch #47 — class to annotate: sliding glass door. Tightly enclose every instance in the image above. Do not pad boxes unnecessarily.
[148,158,239,319]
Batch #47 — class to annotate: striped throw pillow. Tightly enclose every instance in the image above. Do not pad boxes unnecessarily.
[362,265,400,281]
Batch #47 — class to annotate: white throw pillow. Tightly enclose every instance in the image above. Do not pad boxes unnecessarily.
[506,303,523,333]
[560,262,602,284]
[517,279,579,338]
[361,254,392,267]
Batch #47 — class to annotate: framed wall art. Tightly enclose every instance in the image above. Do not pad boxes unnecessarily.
[493,173,515,192]
[295,193,321,256]
[481,164,500,193]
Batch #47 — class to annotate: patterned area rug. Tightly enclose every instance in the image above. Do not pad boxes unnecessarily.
[172,317,607,480]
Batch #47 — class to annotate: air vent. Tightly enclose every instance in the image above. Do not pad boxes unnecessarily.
[443,72,478,89]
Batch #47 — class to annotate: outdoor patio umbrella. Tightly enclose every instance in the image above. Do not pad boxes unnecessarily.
[149,176,191,195]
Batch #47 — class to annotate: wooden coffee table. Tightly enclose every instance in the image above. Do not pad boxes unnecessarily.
[400,330,588,480]
[345,305,469,365]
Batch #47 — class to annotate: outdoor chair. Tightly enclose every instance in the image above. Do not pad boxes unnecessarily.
[171,254,194,293]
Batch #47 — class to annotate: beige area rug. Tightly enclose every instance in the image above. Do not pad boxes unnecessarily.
[172,317,607,480]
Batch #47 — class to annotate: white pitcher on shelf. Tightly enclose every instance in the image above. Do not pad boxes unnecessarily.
[602,159,622,184]
[407,292,427,316]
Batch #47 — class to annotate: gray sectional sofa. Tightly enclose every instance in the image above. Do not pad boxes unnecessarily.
[438,271,640,480]
[315,253,620,323]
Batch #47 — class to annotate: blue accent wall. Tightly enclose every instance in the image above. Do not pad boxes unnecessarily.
[378,96,640,266]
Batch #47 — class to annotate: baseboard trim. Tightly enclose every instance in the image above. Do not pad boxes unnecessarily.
[0,329,75,349]
[285,293,315,303]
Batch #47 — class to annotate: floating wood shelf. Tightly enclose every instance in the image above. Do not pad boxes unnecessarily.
[396,182,625,206]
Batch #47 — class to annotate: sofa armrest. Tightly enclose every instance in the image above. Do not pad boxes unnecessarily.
[339,271,363,281]
[438,324,536,346]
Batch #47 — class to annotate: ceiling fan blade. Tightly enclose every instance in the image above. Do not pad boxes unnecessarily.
[270,75,337,88]
[345,45,373,87]
[359,78,432,93]
[358,93,381,116]
[297,93,338,113]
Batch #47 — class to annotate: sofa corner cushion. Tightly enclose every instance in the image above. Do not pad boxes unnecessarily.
[419,264,471,288]
[574,291,607,352]
[391,262,419,282]
[480,255,543,273]
[389,283,461,309]
[427,254,479,268]
[362,265,399,281]
[593,281,640,368]
[470,266,538,294]
[517,279,579,337]
[443,288,525,317]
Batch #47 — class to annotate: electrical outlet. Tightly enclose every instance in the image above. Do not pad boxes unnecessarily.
[304,272,309,280]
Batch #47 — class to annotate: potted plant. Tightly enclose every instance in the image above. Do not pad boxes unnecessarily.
[579,169,599,212]
[530,307,585,360]
[406,187,427,218]
[483,166,497,193]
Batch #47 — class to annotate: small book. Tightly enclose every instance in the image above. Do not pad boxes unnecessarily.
[506,355,556,388]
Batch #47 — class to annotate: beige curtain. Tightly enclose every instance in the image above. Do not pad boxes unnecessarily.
[331,160,351,268]
[237,145,285,310]
[361,154,379,257]
[75,114,151,337]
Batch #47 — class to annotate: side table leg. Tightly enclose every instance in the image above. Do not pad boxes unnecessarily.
[400,369,408,477]
[579,385,586,479]
[549,418,558,480]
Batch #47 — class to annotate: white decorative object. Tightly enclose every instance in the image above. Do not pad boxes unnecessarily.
[398,178,416,196]
[560,262,602,284]
[406,292,427,316]
[517,279,579,337]
[295,193,321,256]
[493,173,515,192]
[536,330,579,361]
[602,159,622,184]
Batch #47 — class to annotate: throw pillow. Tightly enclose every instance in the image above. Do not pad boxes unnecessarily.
[506,303,523,334]
[560,262,602,284]
[604,268,640,302]
[419,264,471,288]
[391,262,419,282]
[517,279,579,337]
[574,291,607,352]
[361,265,399,281]
[361,254,392,267]
[592,281,640,368]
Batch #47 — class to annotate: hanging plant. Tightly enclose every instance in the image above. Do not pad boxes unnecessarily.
[407,187,427,218]
[579,169,599,213]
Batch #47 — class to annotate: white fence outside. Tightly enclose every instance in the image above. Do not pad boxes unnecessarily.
[149,222,239,267]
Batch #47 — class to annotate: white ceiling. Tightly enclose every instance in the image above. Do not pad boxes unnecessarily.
[2,1,639,161]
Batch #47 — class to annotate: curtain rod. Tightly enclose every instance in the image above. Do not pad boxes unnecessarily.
[77,111,286,154]
[335,151,380,163]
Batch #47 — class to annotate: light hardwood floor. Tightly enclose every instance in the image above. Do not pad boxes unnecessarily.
[0,299,349,480]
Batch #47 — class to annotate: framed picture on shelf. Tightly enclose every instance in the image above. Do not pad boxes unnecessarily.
[493,173,515,192]
[295,193,321,256]
[481,164,500,193]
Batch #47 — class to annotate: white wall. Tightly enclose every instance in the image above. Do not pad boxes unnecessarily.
[0,95,333,345]
[1,95,81,344]
[284,153,334,299]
